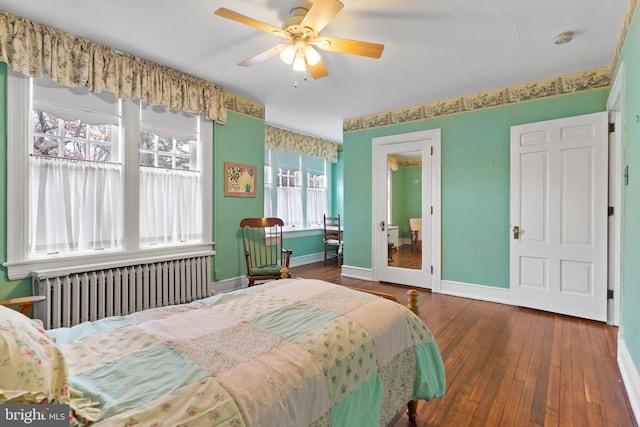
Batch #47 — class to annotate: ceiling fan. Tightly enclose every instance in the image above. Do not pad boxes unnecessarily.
[214,0,384,79]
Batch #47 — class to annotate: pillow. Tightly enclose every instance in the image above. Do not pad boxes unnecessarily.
[0,304,70,404]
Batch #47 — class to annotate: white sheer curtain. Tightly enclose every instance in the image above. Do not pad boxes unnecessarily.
[140,167,202,245]
[277,186,303,228]
[307,188,328,227]
[29,156,122,255]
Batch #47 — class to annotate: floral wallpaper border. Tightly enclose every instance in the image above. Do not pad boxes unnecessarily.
[610,0,639,76]
[224,92,265,120]
[344,66,611,133]
[399,159,421,168]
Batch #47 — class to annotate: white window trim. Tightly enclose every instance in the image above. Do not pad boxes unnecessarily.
[3,70,214,280]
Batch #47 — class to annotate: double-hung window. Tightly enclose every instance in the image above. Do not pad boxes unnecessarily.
[264,149,329,229]
[4,71,213,279]
[139,103,202,246]
[30,78,122,256]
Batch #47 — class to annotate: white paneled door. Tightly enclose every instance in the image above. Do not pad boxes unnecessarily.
[510,112,608,321]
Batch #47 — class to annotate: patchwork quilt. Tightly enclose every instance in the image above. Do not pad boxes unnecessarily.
[48,279,446,426]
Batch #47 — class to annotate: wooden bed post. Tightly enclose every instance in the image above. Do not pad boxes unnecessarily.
[406,289,419,316]
[407,400,418,422]
[406,289,420,423]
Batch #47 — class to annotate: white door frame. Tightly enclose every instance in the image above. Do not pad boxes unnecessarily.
[606,63,625,326]
[371,129,441,290]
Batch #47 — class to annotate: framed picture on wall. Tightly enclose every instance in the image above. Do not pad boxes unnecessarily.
[224,162,257,197]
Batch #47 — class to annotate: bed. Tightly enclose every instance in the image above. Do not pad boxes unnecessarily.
[1,278,445,426]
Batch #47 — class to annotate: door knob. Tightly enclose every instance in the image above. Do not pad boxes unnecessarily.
[513,225,520,239]
[380,220,385,231]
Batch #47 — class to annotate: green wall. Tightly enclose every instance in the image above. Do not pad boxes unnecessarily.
[613,3,640,387]
[343,88,609,288]
[332,151,344,218]
[212,111,330,283]
[212,112,266,282]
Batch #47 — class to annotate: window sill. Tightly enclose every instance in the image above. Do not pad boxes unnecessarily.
[282,227,324,238]
[3,242,215,280]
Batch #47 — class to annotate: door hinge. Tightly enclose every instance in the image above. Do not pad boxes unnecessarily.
[607,289,614,299]
[609,122,615,133]
[430,265,434,274]
[431,206,433,215]
[430,146,433,155]
[608,206,614,216]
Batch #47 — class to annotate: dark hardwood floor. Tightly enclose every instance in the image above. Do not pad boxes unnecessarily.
[293,259,637,427]
[389,244,423,270]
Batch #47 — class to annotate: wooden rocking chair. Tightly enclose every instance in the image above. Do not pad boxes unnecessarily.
[240,217,293,286]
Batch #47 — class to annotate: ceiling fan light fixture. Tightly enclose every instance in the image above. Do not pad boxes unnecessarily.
[293,50,306,71]
[280,45,296,64]
[304,45,321,66]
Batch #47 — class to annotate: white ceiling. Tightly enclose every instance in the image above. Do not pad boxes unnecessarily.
[0,0,628,143]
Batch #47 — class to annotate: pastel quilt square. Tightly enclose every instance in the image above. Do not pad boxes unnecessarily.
[248,302,340,341]
[330,373,383,427]
[295,316,377,406]
[59,325,164,376]
[70,343,209,420]
[138,308,240,341]
[414,342,446,400]
[194,288,256,308]
[211,293,293,321]
[302,286,380,315]
[126,304,196,324]
[95,377,246,427]
[347,299,413,368]
[47,316,131,345]
[378,347,416,426]
[217,342,329,427]
[258,278,336,302]
[173,322,283,375]
[400,307,438,345]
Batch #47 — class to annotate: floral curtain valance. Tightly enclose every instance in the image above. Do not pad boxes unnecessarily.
[0,12,226,123]
[265,125,340,163]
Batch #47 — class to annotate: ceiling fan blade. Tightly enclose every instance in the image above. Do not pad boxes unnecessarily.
[301,0,344,33]
[314,36,384,58]
[214,8,289,38]
[239,44,287,67]
[306,57,329,79]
